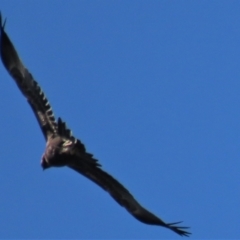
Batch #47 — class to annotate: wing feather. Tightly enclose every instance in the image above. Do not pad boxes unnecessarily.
[57,118,100,166]
[69,158,191,236]
[0,14,57,139]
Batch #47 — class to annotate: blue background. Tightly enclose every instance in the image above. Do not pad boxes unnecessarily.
[1,1,240,238]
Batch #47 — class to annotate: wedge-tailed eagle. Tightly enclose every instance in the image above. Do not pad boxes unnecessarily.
[0,14,190,237]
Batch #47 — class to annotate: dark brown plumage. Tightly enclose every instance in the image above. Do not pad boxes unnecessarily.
[0,13,191,237]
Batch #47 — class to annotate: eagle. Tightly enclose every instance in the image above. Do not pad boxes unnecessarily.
[0,13,190,237]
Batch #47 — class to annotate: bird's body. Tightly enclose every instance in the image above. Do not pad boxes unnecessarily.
[0,13,190,237]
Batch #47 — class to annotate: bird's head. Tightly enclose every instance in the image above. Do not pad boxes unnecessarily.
[41,156,50,170]
[41,136,74,170]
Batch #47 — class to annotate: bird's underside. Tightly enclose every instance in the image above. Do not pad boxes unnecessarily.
[0,13,191,237]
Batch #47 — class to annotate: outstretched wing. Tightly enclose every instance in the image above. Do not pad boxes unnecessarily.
[68,156,190,236]
[57,117,191,237]
[0,13,57,140]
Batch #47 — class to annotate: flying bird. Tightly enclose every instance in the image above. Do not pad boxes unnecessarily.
[0,13,191,237]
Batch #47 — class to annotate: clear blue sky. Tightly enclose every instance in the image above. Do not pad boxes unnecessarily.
[0,1,239,238]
